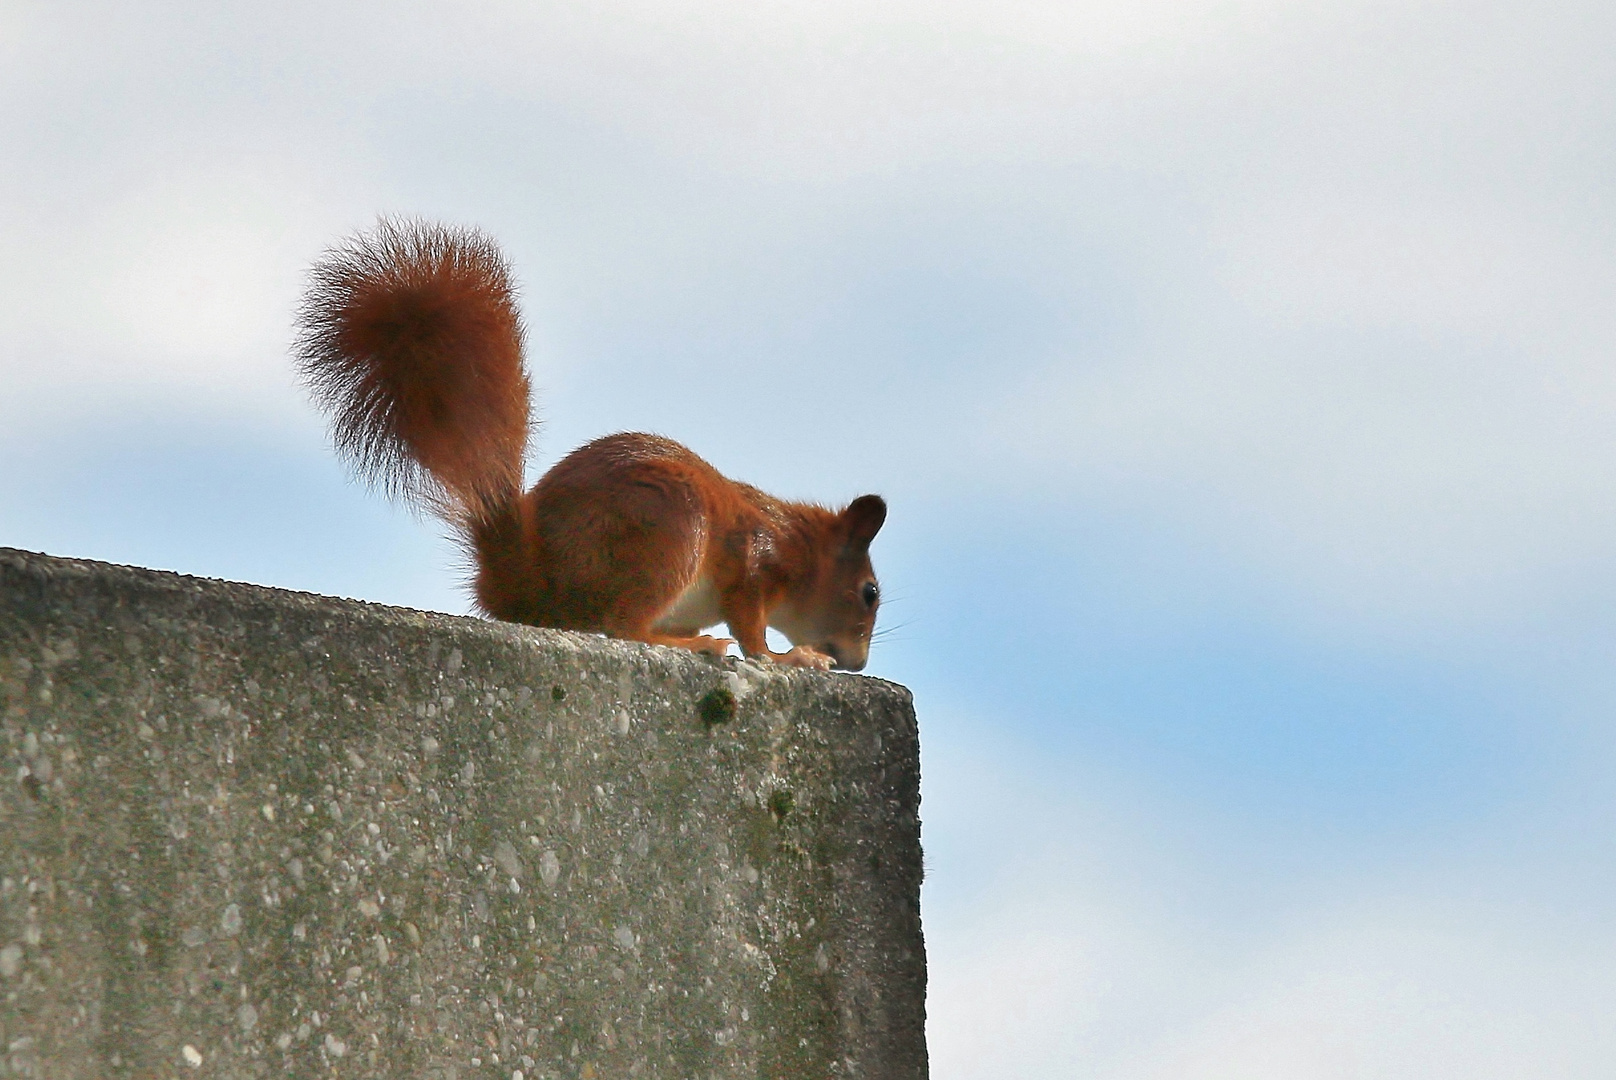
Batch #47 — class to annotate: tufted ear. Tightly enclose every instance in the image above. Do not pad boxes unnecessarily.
[839,495,887,553]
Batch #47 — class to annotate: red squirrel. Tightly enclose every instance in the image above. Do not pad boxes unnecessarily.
[294,219,885,671]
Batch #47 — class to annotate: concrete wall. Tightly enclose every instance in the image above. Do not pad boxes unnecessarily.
[0,548,925,1079]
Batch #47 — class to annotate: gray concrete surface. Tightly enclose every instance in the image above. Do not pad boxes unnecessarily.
[0,548,925,1079]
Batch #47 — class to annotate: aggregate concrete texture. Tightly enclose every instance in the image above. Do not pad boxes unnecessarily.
[0,549,926,1079]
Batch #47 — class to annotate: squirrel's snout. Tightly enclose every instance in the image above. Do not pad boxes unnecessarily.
[825,644,867,672]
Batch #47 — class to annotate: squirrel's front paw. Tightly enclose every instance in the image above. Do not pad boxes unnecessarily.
[773,645,834,670]
[690,636,736,658]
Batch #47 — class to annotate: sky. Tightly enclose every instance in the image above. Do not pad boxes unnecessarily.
[5,0,1616,1074]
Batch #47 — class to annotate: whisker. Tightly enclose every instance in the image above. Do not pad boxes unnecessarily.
[871,618,915,644]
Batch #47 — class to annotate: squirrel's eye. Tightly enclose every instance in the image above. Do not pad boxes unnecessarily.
[861,582,880,607]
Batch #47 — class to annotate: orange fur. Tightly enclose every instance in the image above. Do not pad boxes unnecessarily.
[296,219,885,671]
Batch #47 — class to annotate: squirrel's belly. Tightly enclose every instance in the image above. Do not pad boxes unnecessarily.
[653,575,724,632]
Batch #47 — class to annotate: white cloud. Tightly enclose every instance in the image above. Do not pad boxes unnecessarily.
[961,1,1616,631]
[0,157,352,428]
[924,722,1616,1080]
[1115,899,1616,1080]
[986,317,1616,631]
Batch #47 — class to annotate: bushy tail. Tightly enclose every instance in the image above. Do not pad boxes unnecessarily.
[294,219,530,526]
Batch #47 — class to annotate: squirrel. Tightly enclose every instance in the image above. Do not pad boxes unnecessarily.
[294,219,885,671]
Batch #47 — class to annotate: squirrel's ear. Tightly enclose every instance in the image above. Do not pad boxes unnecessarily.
[840,495,887,553]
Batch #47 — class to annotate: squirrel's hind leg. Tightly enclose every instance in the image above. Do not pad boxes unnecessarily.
[524,466,724,654]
